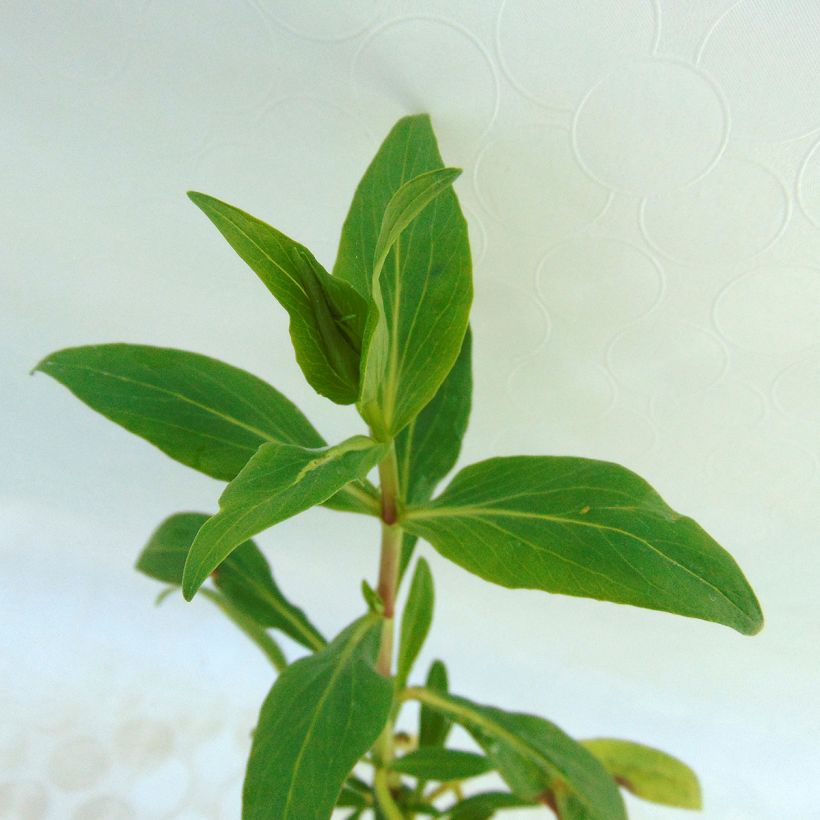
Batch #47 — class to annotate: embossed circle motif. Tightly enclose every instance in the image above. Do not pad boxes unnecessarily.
[641,158,789,265]
[607,319,728,399]
[573,60,728,195]
[714,266,820,354]
[497,0,656,109]
[259,0,383,42]
[475,125,609,239]
[700,0,820,141]
[797,137,820,228]
[773,356,820,422]
[536,238,663,344]
[47,737,109,791]
[352,17,498,155]
[0,780,48,819]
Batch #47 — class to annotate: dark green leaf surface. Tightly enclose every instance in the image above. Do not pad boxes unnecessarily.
[396,328,472,577]
[419,660,451,749]
[34,343,376,515]
[406,689,625,820]
[581,738,701,809]
[396,558,434,688]
[404,457,763,635]
[446,792,533,820]
[137,512,324,651]
[334,114,472,438]
[189,192,367,404]
[243,615,392,820]
[183,436,386,599]
[391,748,491,781]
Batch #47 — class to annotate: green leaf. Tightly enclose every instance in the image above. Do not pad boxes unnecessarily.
[33,343,377,515]
[446,792,534,820]
[396,328,472,577]
[391,748,491,781]
[396,557,434,688]
[581,738,702,809]
[405,688,625,820]
[137,512,324,651]
[183,436,387,599]
[403,456,763,635]
[188,191,367,404]
[243,614,393,820]
[334,114,472,439]
[419,660,451,749]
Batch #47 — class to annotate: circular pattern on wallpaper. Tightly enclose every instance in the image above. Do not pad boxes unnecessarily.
[773,355,820,423]
[573,59,728,195]
[352,17,498,156]
[699,0,820,141]
[258,0,383,41]
[641,158,790,265]
[714,266,820,355]
[496,0,657,109]
[474,124,610,238]
[797,136,820,228]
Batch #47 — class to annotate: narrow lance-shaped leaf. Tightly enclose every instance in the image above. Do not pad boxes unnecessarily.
[396,557,434,688]
[396,328,472,577]
[334,114,472,439]
[403,456,763,635]
[581,738,702,810]
[419,659,451,749]
[136,512,324,651]
[446,792,535,820]
[189,191,367,404]
[33,344,379,515]
[183,436,387,599]
[405,688,626,820]
[391,748,492,781]
[243,615,393,820]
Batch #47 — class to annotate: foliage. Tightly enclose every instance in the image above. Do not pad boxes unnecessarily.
[36,114,762,818]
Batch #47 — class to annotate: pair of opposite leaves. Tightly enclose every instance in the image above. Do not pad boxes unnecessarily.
[35,114,763,637]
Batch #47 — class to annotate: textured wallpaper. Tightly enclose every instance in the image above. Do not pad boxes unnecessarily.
[3,1,819,818]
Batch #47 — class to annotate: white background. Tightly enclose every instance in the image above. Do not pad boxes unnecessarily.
[2,1,819,818]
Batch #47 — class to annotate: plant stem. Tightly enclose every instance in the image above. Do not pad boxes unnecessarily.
[374,443,404,817]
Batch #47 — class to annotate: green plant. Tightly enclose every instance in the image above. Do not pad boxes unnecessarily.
[35,114,762,819]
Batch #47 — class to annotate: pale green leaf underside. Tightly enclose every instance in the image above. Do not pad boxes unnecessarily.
[396,557,434,689]
[581,738,702,809]
[404,456,763,635]
[183,436,386,599]
[189,191,366,405]
[243,615,392,820]
[334,114,472,438]
[34,344,378,516]
[407,688,625,819]
[137,512,324,651]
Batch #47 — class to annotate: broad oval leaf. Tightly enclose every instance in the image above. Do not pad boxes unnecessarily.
[334,114,472,438]
[446,791,534,820]
[581,738,702,809]
[391,748,492,781]
[183,436,387,599]
[243,615,392,820]
[33,343,377,515]
[396,557,434,688]
[189,192,367,404]
[419,659,452,749]
[397,328,472,577]
[406,688,625,820]
[137,512,324,651]
[403,457,763,635]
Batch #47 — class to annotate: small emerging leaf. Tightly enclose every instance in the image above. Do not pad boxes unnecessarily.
[396,557,434,688]
[391,747,492,781]
[404,457,763,635]
[243,615,392,820]
[405,688,625,820]
[183,436,386,599]
[137,512,324,651]
[189,192,367,404]
[581,738,702,809]
[419,659,451,749]
[446,791,534,820]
